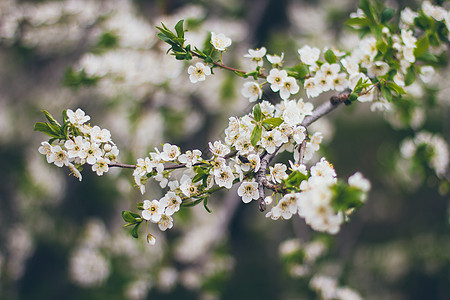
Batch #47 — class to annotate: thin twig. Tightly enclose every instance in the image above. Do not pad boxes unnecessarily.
[191,50,267,78]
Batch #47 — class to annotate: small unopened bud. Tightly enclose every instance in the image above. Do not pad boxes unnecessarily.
[264,196,273,205]
[147,233,156,245]
[104,144,112,152]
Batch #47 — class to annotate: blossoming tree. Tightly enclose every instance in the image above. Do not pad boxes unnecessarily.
[22,0,450,298]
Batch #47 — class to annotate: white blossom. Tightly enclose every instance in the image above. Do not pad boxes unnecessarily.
[210,32,232,51]
[188,62,211,83]
[67,108,90,126]
[266,53,284,66]
[348,172,371,193]
[158,214,174,231]
[92,158,110,176]
[160,143,180,161]
[304,77,322,98]
[142,199,163,223]
[214,166,235,189]
[237,181,259,203]
[241,82,262,102]
[267,68,288,92]
[244,47,267,67]
[269,163,288,183]
[279,76,299,100]
[298,45,320,65]
[260,129,283,154]
[47,145,69,167]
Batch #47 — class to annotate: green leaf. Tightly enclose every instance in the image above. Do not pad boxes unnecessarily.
[262,123,271,131]
[386,81,405,95]
[156,24,177,40]
[331,182,365,212]
[353,77,364,94]
[253,103,262,122]
[297,64,310,78]
[251,126,262,147]
[376,39,388,54]
[122,210,137,223]
[380,8,394,24]
[414,12,432,30]
[181,198,203,207]
[284,171,309,189]
[33,122,62,139]
[41,110,61,127]
[428,32,440,47]
[416,52,438,63]
[130,222,142,239]
[404,66,416,86]
[345,17,371,28]
[203,198,212,213]
[263,117,283,127]
[192,171,208,183]
[157,32,172,44]
[324,49,336,64]
[414,36,429,58]
[359,0,375,23]
[381,85,392,102]
[175,19,185,39]
[62,110,68,123]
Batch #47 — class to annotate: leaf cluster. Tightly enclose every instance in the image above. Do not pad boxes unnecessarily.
[122,210,143,238]
[156,20,193,61]
[34,110,71,143]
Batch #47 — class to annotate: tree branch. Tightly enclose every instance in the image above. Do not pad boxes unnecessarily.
[191,50,267,78]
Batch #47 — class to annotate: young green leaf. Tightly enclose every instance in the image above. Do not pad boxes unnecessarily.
[262,117,283,127]
[331,182,365,212]
[34,122,62,139]
[386,81,405,95]
[253,103,262,122]
[175,19,185,39]
[130,222,142,239]
[324,49,336,64]
[345,17,371,28]
[381,85,392,102]
[41,110,61,127]
[122,210,137,223]
[203,198,212,213]
[380,8,394,24]
[359,0,375,23]
[404,66,416,86]
[414,36,429,58]
[251,126,262,147]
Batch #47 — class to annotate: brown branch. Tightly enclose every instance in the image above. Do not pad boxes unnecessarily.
[108,162,136,169]
[191,51,267,79]
[298,138,308,166]
[109,150,239,171]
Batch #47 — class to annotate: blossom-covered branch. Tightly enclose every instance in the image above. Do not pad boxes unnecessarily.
[34,0,450,245]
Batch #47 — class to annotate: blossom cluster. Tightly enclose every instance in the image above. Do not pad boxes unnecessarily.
[310,274,363,300]
[267,158,370,234]
[235,2,450,112]
[400,131,449,178]
[130,96,369,241]
[38,108,119,181]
